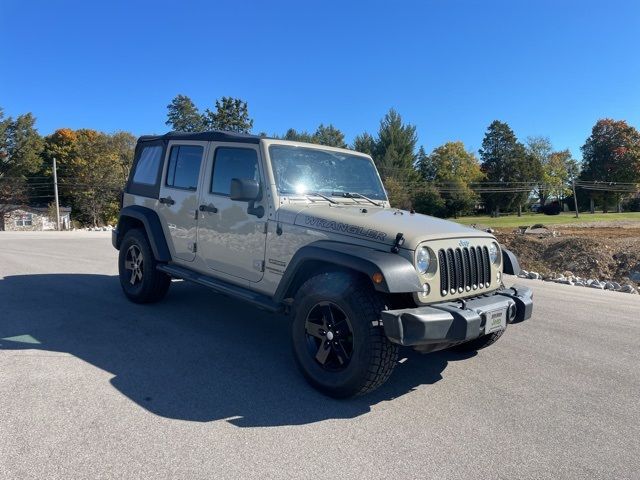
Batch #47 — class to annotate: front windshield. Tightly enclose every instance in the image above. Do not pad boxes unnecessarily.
[269,145,388,201]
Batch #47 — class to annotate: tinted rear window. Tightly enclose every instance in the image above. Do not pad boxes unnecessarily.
[165,145,204,190]
[132,145,163,185]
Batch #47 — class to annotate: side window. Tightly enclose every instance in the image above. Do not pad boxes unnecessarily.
[211,148,259,196]
[132,145,163,185]
[165,145,204,190]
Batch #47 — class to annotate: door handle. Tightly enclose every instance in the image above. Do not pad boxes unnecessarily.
[199,204,218,213]
[159,196,175,205]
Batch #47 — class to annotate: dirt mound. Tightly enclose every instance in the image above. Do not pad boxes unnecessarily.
[495,226,640,286]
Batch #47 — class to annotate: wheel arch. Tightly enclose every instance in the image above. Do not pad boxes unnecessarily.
[501,247,521,275]
[114,205,171,262]
[274,241,422,303]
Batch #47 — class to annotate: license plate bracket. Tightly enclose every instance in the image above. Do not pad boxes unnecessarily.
[484,308,507,334]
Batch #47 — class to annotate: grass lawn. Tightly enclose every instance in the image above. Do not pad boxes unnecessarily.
[451,211,640,228]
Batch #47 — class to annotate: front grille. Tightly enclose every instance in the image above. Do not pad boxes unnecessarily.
[439,246,491,296]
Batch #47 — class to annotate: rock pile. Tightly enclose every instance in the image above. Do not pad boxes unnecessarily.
[517,269,638,294]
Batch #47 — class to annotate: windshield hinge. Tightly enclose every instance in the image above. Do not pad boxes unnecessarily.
[391,232,405,253]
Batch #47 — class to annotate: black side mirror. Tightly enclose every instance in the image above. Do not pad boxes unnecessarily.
[230,178,260,202]
[229,178,264,218]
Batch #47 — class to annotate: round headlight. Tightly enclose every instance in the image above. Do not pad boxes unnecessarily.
[416,247,430,274]
[489,242,500,264]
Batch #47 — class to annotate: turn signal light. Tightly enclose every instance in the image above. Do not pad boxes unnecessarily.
[372,272,384,284]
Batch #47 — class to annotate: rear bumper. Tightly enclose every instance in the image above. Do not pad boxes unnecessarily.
[381,285,533,346]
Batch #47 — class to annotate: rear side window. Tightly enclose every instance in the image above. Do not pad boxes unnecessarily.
[132,145,163,185]
[165,145,204,190]
[211,148,259,196]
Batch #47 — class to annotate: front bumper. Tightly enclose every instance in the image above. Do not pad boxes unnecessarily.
[381,285,533,346]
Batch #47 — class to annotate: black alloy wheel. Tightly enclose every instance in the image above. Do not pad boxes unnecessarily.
[304,301,354,371]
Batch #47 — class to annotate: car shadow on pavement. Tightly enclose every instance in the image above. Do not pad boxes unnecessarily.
[0,274,476,427]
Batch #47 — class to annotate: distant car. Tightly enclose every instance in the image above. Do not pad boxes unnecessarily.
[112,131,533,397]
[540,201,562,215]
[530,203,542,213]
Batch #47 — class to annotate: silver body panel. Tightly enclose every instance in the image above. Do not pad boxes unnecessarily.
[123,138,502,303]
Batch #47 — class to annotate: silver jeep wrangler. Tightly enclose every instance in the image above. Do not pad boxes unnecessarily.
[113,131,533,397]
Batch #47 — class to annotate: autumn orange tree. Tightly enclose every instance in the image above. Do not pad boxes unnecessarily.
[42,128,135,226]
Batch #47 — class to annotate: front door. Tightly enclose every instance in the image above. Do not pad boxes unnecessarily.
[197,143,267,282]
[157,141,207,262]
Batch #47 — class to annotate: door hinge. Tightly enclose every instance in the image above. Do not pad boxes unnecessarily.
[194,209,198,220]
[253,260,265,272]
[255,222,268,234]
[189,242,197,253]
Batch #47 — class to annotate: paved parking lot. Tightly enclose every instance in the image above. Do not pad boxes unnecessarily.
[1,232,639,479]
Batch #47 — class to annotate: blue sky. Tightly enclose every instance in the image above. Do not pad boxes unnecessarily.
[1,0,639,159]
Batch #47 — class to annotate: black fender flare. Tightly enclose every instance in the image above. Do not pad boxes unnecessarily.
[501,247,521,276]
[273,240,422,302]
[114,205,171,262]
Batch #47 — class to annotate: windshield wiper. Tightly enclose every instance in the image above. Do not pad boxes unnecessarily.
[333,191,382,207]
[304,191,338,204]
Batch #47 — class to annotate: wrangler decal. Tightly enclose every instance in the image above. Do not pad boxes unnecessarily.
[305,216,387,241]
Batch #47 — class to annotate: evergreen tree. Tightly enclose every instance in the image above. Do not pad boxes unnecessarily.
[373,108,418,178]
[204,97,254,133]
[352,132,376,156]
[165,95,205,132]
[312,124,347,148]
[415,146,436,181]
[282,128,314,143]
[478,120,536,214]
[0,110,44,225]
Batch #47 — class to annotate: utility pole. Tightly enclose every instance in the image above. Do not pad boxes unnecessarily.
[572,178,579,219]
[53,157,61,230]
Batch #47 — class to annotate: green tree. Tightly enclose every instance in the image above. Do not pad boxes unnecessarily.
[479,120,538,215]
[107,131,137,184]
[312,124,347,148]
[352,132,376,156]
[416,146,436,181]
[526,136,553,205]
[373,108,418,177]
[0,110,44,226]
[281,128,314,143]
[427,141,483,217]
[166,94,205,132]
[545,149,577,201]
[371,109,421,208]
[204,96,254,133]
[2,112,44,176]
[412,183,446,216]
[580,119,640,212]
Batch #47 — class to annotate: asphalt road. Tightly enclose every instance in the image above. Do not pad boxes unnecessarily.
[1,231,639,480]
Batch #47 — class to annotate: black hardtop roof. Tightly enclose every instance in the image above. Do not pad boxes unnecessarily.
[138,130,262,144]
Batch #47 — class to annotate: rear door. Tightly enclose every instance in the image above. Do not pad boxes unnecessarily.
[157,141,207,262]
[196,143,267,282]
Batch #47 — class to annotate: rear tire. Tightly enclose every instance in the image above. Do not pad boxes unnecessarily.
[291,272,398,398]
[118,228,171,304]
[452,328,506,352]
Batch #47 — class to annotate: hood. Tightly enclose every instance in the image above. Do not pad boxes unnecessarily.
[279,203,494,250]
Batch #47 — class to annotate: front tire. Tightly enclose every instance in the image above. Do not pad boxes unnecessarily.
[291,272,398,398]
[118,228,171,304]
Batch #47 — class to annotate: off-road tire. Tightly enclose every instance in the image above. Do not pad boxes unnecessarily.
[118,228,171,304]
[291,272,398,398]
[452,328,506,352]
